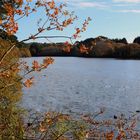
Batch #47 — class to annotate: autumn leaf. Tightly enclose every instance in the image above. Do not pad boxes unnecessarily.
[26,0,32,2]
[15,9,23,15]
[54,8,59,15]
[32,60,40,71]
[106,131,114,140]
[42,57,54,68]
[47,0,55,9]
[0,18,2,25]
[39,122,47,132]
[24,77,34,88]
[76,28,80,34]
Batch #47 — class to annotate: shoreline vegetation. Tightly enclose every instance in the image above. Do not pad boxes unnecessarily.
[28,36,140,59]
[1,29,140,59]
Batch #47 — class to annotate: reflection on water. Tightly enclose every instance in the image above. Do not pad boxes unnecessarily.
[21,57,140,117]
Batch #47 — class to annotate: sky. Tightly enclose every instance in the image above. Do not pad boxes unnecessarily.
[16,0,140,43]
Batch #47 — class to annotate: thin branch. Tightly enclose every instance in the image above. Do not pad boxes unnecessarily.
[21,35,72,42]
[0,44,15,65]
[0,65,49,90]
[15,9,35,22]
[42,16,50,29]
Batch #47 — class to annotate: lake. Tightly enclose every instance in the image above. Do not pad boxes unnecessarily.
[21,57,140,118]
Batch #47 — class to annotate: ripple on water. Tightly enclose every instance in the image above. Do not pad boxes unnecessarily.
[21,57,140,117]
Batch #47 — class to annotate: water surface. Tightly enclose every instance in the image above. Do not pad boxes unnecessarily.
[21,57,140,117]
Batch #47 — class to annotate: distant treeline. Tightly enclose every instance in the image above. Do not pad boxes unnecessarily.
[28,36,140,59]
[1,29,140,59]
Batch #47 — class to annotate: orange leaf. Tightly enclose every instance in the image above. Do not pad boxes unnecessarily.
[43,57,54,68]
[24,77,34,88]
[32,60,40,71]
[47,0,55,9]
[0,18,2,25]
[76,28,80,34]
[106,131,114,140]
[54,8,59,15]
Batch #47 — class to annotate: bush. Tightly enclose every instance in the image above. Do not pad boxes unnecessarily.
[0,38,24,139]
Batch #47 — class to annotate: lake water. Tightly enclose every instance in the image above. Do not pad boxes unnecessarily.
[21,57,140,118]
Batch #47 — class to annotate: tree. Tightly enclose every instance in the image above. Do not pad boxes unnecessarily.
[133,36,140,44]
[0,0,91,139]
[0,0,23,20]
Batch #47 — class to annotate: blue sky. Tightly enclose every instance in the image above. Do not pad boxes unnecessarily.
[16,0,140,43]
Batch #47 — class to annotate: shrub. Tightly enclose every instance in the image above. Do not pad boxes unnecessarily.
[0,37,24,139]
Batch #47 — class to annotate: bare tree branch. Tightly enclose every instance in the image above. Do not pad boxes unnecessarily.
[0,44,15,65]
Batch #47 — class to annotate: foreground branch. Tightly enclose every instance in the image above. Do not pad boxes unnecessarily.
[21,35,72,42]
[0,44,15,65]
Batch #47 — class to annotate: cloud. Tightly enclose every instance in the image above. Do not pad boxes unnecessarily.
[77,2,107,8]
[112,0,140,13]
[117,9,140,13]
[113,0,140,3]
[57,0,108,9]
[114,4,135,6]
